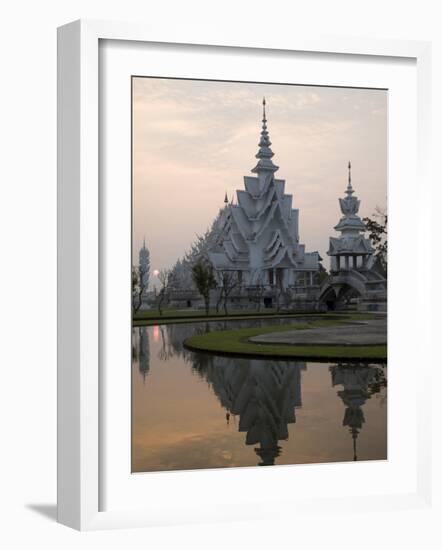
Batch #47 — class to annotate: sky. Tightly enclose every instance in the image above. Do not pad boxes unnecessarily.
[132,77,387,275]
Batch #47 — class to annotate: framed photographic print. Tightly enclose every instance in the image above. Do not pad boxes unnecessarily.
[57,20,432,530]
[131,79,388,473]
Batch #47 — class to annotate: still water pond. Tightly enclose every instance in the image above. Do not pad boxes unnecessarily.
[132,319,387,472]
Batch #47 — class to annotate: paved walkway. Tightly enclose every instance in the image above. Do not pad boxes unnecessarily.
[249,319,387,346]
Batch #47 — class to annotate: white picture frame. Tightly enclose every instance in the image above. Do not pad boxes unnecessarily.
[57,19,433,531]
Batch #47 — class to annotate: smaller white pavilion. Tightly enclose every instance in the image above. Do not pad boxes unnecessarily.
[328,162,375,272]
[320,163,387,311]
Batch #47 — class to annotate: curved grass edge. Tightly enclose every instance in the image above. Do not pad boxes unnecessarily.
[183,322,387,361]
[133,313,317,327]
[133,311,379,327]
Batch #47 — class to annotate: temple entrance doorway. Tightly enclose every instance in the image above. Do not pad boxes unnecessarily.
[320,287,337,311]
[336,285,360,310]
[264,297,273,309]
[320,283,361,311]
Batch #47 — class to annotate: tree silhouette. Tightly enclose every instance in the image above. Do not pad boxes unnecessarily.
[217,271,239,315]
[191,260,217,315]
[132,264,149,315]
[363,206,387,275]
[157,269,171,316]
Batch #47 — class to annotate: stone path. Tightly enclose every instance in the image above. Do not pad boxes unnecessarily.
[249,319,387,346]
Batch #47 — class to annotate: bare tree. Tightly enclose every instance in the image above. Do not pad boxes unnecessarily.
[191,260,217,315]
[215,286,223,314]
[247,270,266,312]
[157,269,171,316]
[218,271,239,315]
[132,264,148,315]
[274,275,287,313]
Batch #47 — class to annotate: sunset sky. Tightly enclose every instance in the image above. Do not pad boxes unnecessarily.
[132,77,387,276]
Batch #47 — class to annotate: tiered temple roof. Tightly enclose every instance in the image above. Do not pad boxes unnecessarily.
[208,98,320,286]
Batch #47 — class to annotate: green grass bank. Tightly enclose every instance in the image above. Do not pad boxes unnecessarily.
[133,308,377,327]
[183,317,387,361]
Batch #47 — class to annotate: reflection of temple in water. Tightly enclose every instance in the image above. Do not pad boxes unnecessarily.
[133,324,387,466]
[197,356,306,466]
[159,320,301,362]
[132,327,150,380]
[153,321,243,363]
[135,323,305,465]
[330,363,387,461]
[158,323,199,361]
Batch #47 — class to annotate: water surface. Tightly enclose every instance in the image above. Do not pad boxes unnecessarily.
[132,319,387,472]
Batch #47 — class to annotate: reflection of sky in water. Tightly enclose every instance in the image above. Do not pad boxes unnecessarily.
[132,319,387,473]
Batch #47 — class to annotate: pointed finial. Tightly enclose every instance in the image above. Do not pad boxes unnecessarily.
[352,427,358,461]
[346,161,354,196]
[224,191,228,205]
[143,236,146,249]
[251,97,279,174]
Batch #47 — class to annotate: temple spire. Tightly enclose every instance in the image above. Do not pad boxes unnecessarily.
[352,427,359,461]
[346,160,354,196]
[251,97,279,174]
[336,161,363,222]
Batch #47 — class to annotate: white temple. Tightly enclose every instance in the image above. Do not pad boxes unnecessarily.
[327,162,375,272]
[137,103,386,312]
[208,98,321,291]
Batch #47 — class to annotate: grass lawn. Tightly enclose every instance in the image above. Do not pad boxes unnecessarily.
[134,307,281,323]
[134,307,280,318]
[183,317,387,361]
[133,308,376,327]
